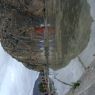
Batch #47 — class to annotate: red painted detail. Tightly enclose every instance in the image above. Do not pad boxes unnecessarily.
[35,26,55,34]
[35,27,45,33]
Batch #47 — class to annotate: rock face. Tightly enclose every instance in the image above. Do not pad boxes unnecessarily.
[0,0,44,17]
[0,0,92,71]
[48,0,92,69]
[0,0,46,71]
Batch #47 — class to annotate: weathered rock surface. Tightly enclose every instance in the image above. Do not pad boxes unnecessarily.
[0,0,92,71]
[0,0,44,17]
[47,0,92,69]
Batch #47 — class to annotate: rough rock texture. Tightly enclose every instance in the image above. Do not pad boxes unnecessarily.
[48,0,92,69]
[0,0,44,17]
[0,0,92,71]
[0,0,45,71]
